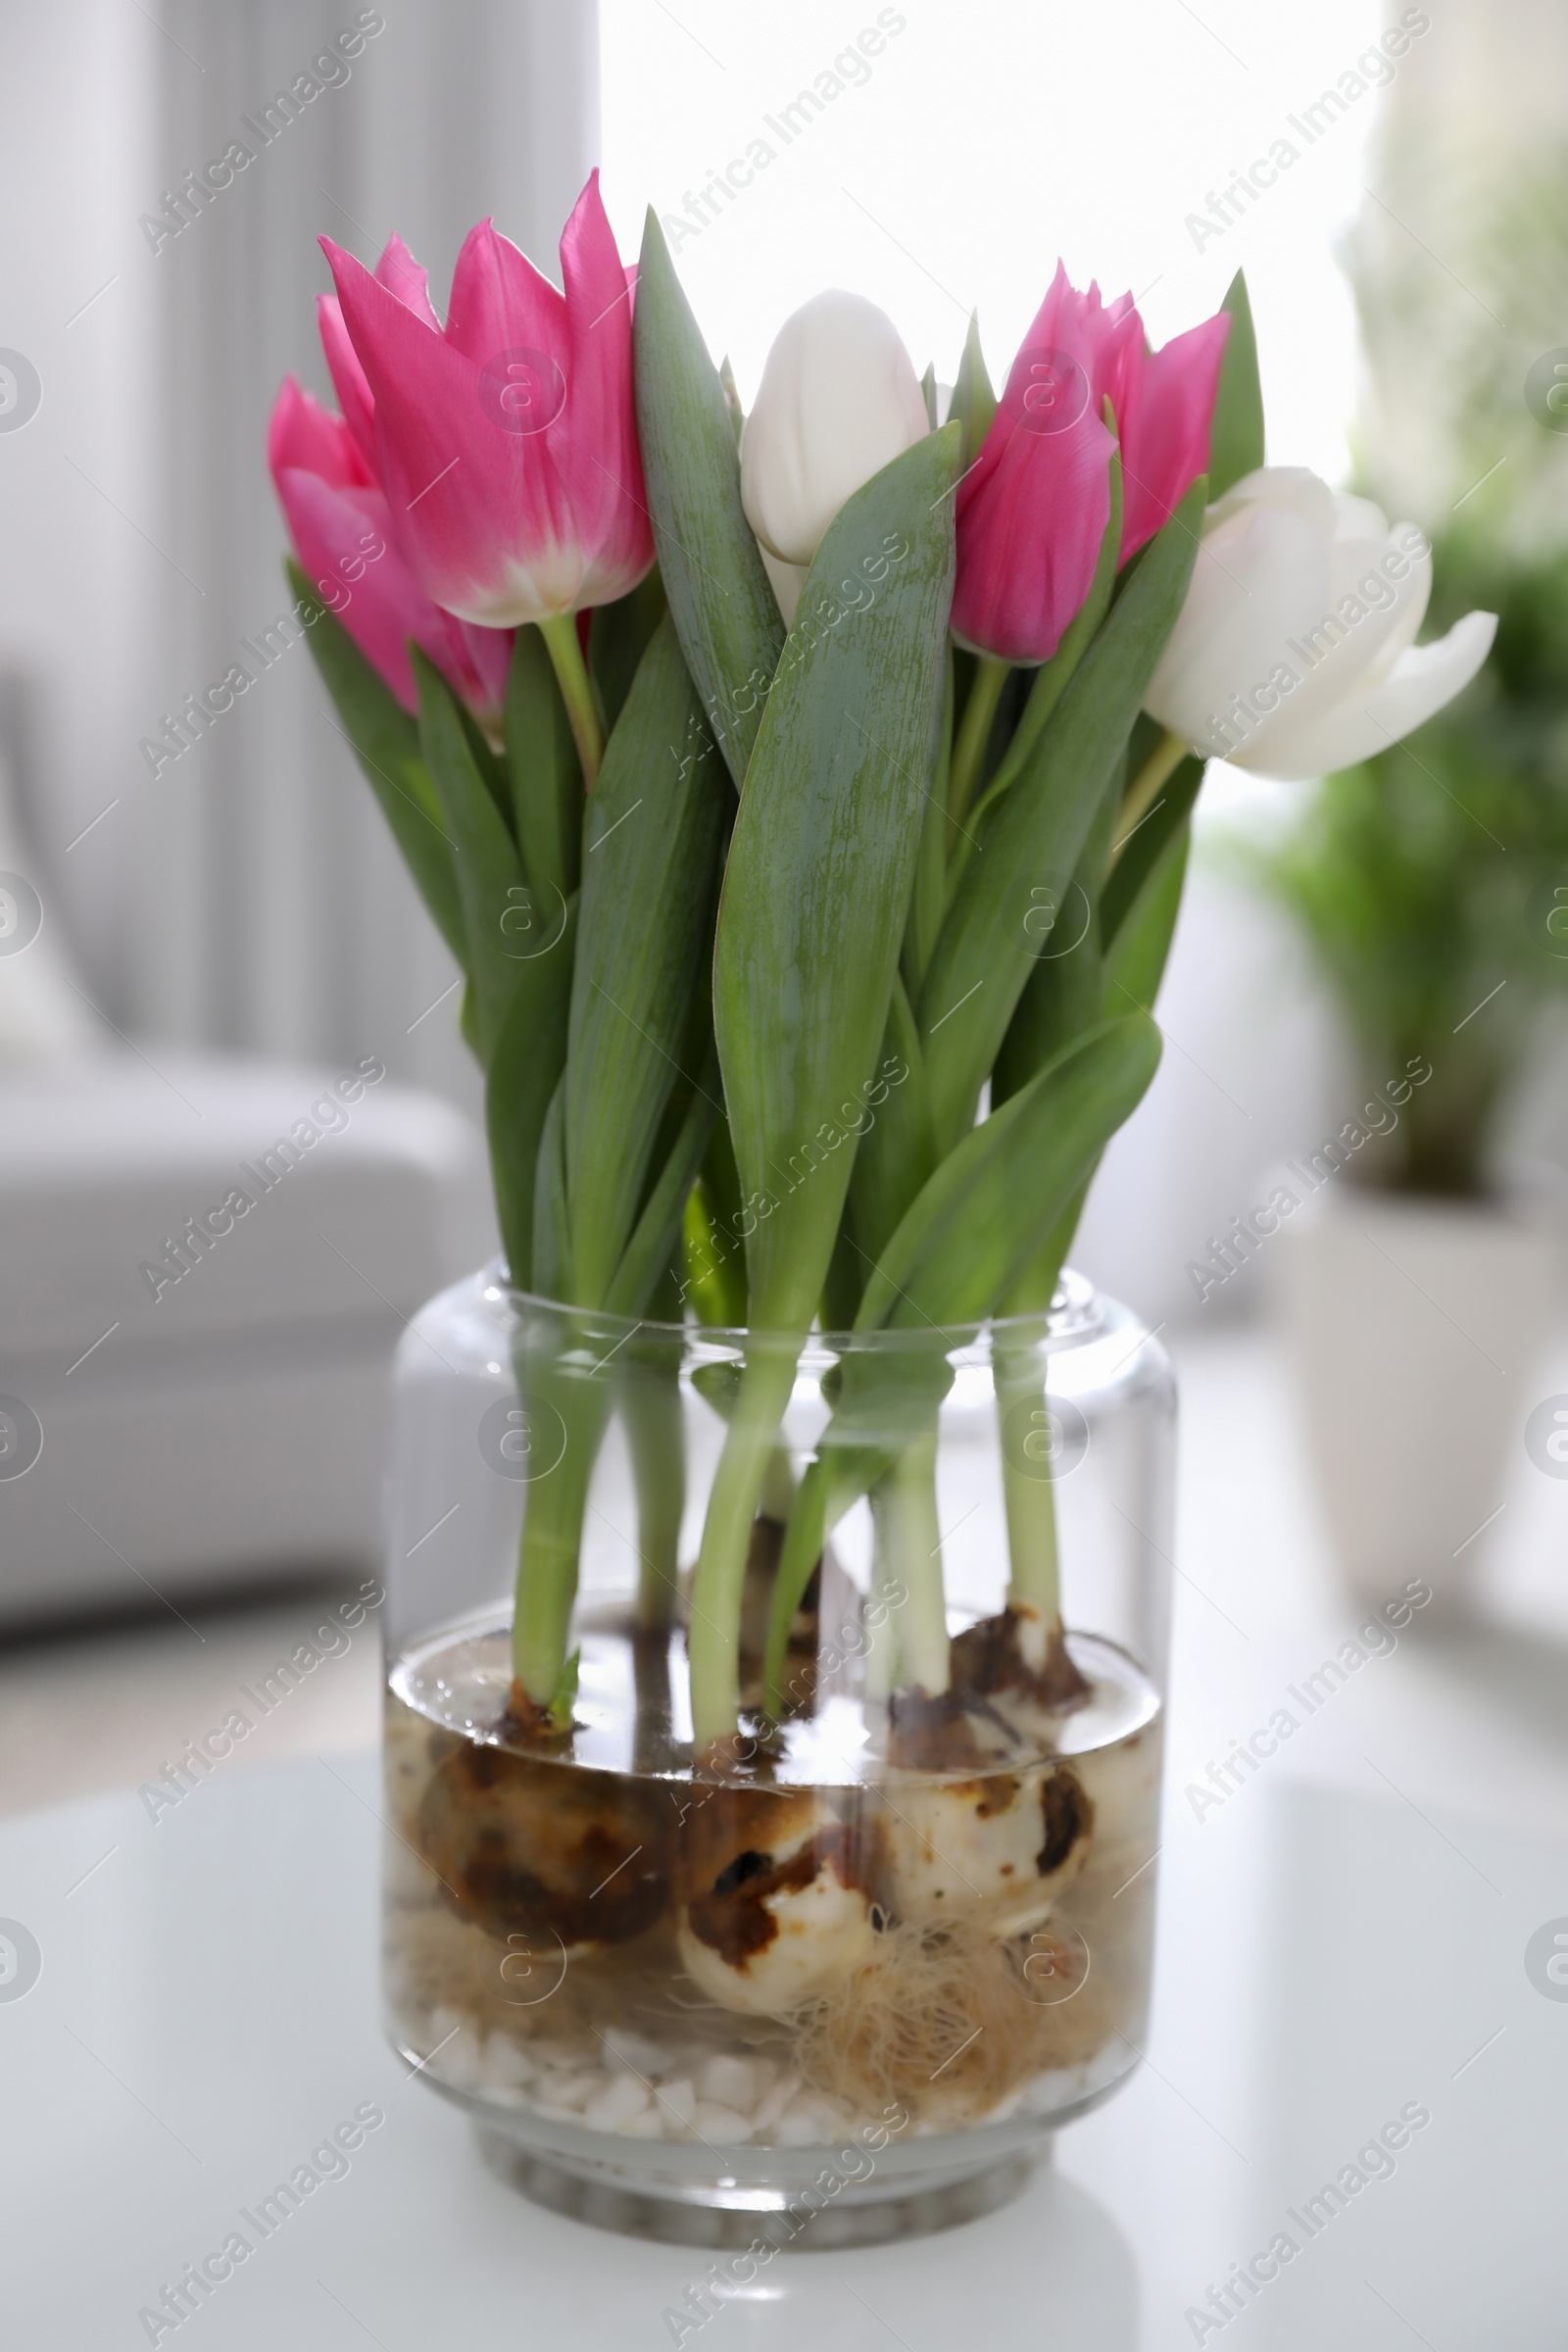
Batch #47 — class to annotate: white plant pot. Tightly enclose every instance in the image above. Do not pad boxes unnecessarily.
[1275,1189,1562,1606]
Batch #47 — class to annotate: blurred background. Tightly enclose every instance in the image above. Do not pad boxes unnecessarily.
[2,0,1567,1845]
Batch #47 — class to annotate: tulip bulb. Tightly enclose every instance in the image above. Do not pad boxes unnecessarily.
[877,1762,1092,1936]
[416,1740,665,1953]
[676,1785,877,2014]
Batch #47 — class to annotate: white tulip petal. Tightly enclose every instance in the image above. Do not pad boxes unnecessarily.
[1233,610,1497,779]
[1145,506,1333,747]
[1357,535,1433,682]
[1147,466,1453,774]
[739,290,928,567]
[1207,466,1338,536]
[1330,493,1391,544]
[1260,527,1432,748]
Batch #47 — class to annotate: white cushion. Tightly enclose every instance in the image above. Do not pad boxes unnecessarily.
[0,1052,489,1356]
[0,739,103,1064]
[0,1052,493,1623]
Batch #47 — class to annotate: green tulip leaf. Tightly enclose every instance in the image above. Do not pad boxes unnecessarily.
[606,1045,720,1318]
[918,480,1203,1152]
[845,974,936,1272]
[920,361,939,431]
[718,356,746,445]
[413,649,530,1063]
[1102,750,1203,951]
[1207,270,1264,500]
[763,1013,1157,1711]
[589,567,669,735]
[950,314,997,470]
[485,894,578,1290]
[287,562,466,973]
[857,1013,1162,1331]
[992,767,1120,1105]
[564,612,729,1306]
[682,1120,749,1325]
[530,1071,571,1302]
[505,625,584,903]
[1105,819,1192,1015]
[713,425,961,1332]
[634,211,785,787]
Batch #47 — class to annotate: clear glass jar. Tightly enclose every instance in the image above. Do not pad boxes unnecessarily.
[381,1266,1173,2243]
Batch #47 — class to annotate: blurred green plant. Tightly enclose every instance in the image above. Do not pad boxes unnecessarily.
[1244,539,1568,1197]
[1244,131,1568,1200]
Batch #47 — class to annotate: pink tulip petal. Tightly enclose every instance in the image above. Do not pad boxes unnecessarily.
[274,468,421,708]
[375,230,442,329]
[316,298,378,474]
[954,261,1229,662]
[273,460,513,727]
[1119,311,1230,560]
[268,374,372,492]
[444,216,566,369]
[454,615,517,721]
[318,176,653,628]
[560,172,653,605]
[270,372,515,724]
[321,235,551,619]
[954,405,1116,663]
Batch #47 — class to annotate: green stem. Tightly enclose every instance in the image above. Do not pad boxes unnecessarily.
[510,1351,612,1705]
[947,654,1010,828]
[995,1343,1063,1661]
[622,1350,686,1634]
[760,1442,795,1526]
[763,1457,828,1719]
[1002,1426,1061,1624]
[1112,726,1188,865]
[538,611,606,791]
[869,1426,950,1695]
[861,1517,904,1706]
[688,1344,802,1748]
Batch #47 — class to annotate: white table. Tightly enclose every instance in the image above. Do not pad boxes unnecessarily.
[3,1748,1564,2349]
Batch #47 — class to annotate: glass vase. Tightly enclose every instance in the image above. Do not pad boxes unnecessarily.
[380,1265,1173,2245]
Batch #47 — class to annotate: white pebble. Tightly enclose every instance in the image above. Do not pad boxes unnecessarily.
[691,2102,754,2144]
[774,2090,851,2145]
[484,2082,532,2110]
[615,2103,666,2138]
[532,2070,596,2113]
[654,2076,697,2130]
[600,2028,670,2079]
[752,2072,801,2136]
[480,2037,536,2089]
[440,2027,485,2091]
[696,2054,760,2111]
[585,2075,652,2132]
[773,2111,825,2147]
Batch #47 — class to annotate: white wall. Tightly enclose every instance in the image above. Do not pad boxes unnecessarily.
[598,0,1395,1325]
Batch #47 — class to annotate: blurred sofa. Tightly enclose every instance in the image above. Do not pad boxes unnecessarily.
[0,1049,491,1627]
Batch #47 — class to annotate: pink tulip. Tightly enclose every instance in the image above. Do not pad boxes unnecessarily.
[318,172,654,630]
[954,266,1229,665]
[268,376,514,734]
[317,231,441,476]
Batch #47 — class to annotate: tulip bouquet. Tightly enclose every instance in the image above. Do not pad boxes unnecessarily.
[273,176,1486,2146]
[272,173,1237,1739]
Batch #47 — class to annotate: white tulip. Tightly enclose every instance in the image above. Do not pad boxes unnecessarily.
[740,290,929,625]
[1144,466,1496,780]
